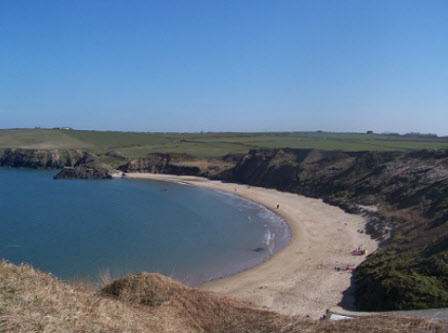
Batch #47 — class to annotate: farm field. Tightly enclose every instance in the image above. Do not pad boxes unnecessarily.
[1,128,447,159]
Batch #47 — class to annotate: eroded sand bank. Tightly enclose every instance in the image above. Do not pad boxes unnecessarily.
[119,172,378,319]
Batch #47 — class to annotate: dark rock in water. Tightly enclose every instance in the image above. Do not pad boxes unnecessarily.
[54,165,112,180]
[252,247,265,253]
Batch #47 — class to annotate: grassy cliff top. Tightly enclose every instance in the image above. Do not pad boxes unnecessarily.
[1,128,448,158]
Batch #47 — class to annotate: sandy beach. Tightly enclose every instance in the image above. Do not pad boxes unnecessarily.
[120,172,378,319]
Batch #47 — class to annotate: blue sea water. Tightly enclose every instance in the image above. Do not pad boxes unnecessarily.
[0,168,290,285]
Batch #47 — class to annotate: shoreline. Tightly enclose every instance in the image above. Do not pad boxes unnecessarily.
[119,172,378,319]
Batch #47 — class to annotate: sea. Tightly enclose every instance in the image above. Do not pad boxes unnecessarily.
[0,168,290,285]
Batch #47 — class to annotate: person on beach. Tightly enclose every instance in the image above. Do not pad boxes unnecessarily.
[276,204,280,209]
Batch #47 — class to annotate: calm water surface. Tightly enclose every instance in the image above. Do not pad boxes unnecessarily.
[0,168,289,285]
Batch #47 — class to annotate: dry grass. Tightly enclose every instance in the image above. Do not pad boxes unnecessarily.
[1,260,446,333]
[0,261,185,333]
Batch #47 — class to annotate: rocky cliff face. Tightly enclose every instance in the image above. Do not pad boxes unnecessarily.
[53,165,112,180]
[0,148,95,169]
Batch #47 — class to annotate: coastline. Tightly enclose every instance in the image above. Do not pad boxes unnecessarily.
[119,172,378,319]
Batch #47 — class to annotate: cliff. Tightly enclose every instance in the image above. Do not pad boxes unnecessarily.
[53,165,113,180]
[0,148,96,169]
[118,153,235,178]
[118,153,201,175]
[0,148,115,180]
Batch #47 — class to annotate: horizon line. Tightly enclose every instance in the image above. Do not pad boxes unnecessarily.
[0,127,446,137]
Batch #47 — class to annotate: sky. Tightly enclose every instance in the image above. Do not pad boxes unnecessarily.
[1,1,447,134]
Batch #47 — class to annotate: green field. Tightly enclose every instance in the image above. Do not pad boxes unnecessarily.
[1,128,448,159]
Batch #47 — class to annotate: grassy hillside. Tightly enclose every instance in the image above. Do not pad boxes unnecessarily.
[0,261,445,333]
[1,129,448,160]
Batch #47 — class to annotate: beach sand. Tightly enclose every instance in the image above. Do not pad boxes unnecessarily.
[119,172,378,319]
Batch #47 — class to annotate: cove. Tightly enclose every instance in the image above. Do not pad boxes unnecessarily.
[0,168,290,285]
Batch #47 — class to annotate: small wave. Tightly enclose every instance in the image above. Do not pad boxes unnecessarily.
[264,230,276,255]
[174,181,193,186]
[264,230,272,246]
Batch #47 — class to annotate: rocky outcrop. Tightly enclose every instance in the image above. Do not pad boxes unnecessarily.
[0,148,112,180]
[54,165,112,180]
[0,148,95,169]
[118,153,201,176]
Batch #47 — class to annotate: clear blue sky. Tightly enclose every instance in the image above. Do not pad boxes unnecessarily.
[1,1,447,134]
